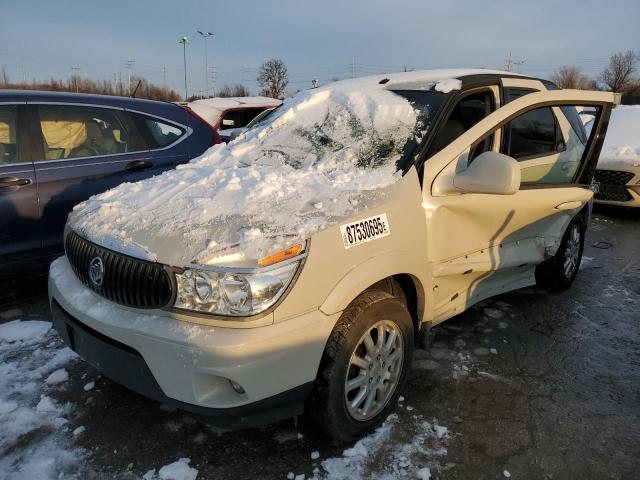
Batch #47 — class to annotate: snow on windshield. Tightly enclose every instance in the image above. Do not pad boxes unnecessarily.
[69,78,442,266]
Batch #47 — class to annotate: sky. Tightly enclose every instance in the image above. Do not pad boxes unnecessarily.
[1,0,638,98]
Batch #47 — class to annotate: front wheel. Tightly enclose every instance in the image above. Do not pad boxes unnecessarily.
[309,290,413,442]
[535,215,585,292]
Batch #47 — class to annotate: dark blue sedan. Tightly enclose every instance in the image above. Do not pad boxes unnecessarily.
[0,90,220,275]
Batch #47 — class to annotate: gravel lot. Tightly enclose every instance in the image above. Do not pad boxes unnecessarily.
[0,207,638,480]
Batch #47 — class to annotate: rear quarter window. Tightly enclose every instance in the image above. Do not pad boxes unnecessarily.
[128,112,187,149]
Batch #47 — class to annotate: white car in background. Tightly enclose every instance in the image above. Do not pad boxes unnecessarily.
[187,96,282,142]
[589,106,640,207]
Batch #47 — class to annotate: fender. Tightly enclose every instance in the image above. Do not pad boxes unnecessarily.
[319,249,430,318]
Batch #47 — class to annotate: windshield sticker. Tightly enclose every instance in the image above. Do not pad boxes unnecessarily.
[340,214,390,249]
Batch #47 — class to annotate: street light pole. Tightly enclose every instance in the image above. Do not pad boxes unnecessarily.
[197,31,214,98]
[179,36,190,101]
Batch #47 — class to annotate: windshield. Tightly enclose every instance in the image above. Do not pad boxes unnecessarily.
[244,88,445,172]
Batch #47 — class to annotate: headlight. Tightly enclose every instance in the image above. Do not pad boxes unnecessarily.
[174,255,303,316]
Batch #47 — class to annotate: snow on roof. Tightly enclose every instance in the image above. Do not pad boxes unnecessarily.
[68,69,511,267]
[598,105,640,169]
[187,96,282,126]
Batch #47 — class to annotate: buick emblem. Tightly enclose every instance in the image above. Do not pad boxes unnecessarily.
[88,256,105,288]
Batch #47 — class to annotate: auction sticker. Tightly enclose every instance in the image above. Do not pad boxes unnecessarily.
[340,213,390,249]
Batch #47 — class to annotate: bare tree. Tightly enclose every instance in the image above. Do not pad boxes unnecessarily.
[215,84,250,98]
[600,50,638,93]
[0,68,9,86]
[550,66,594,89]
[0,72,179,101]
[257,59,288,99]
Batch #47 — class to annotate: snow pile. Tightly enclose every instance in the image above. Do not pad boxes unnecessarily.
[143,458,199,480]
[598,105,640,168]
[319,414,449,479]
[0,319,51,342]
[68,70,480,267]
[0,319,83,479]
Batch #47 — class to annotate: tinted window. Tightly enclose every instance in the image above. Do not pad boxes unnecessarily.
[144,119,184,148]
[219,108,268,130]
[430,90,494,155]
[0,105,18,165]
[37,105,145,160]
[502,106,559,159]
[128,112,186,149]
[505,87,535,102]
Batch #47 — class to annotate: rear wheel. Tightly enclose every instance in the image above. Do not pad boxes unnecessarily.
[535,216,585,291]
[309,290,413,442]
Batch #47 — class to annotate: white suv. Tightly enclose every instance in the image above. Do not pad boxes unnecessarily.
[49,69,617,441]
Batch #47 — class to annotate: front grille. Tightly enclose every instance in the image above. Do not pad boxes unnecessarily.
[65,232,173,309]
[594,169,635,185]
[594,169,635,202]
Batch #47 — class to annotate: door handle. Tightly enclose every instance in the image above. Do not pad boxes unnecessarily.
[555,201,583,210]
[0,176,32,189]
[126,160,153,171]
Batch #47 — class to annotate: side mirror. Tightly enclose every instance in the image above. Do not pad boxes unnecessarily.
[453,151,521,195]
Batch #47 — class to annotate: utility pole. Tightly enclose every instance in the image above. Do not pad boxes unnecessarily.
[71,66,80,93]
[209,63,217,97]
[504,52,513,72]
[179,36,189,101]
[161,64,168,90]
[513,59,525,73]
[504,52,525,73]
[21,61,26,84]
[126,57,135,96]
[197,31,213,97]
[351,57,356,78]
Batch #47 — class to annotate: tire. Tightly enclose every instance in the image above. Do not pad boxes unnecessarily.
[535,215,585,292]
[308,289,414,442]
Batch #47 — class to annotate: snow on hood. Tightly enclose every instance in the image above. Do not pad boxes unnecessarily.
[598,105,640,169]
[68,70,488,268]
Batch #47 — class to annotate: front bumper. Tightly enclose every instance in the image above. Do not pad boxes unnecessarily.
[594,184,640,208]
[49,257,340,428]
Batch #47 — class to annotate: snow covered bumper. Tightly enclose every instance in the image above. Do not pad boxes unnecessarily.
[48,257,339,429]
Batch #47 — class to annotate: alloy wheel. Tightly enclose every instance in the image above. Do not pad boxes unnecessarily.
[344,320,404,421]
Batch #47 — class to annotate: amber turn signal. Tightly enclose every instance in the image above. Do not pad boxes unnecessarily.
[258,243,303,267]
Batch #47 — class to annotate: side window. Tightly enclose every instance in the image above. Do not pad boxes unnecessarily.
[219,108,266,130]
[0,105,18,165]
[502,106,560,159]
[501,105,591,185]
[36,105,145,161]
[128,112,186,149]
[430,90,495,155]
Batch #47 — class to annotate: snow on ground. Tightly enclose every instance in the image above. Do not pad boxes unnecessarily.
[68,70,496,268]
[0,320,84,479]
[143,458,199,480]
[281,413,450,480]
[596,105,640,169]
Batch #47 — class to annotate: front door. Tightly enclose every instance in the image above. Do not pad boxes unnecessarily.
[422,89,616,323]
[0,103,41,271]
